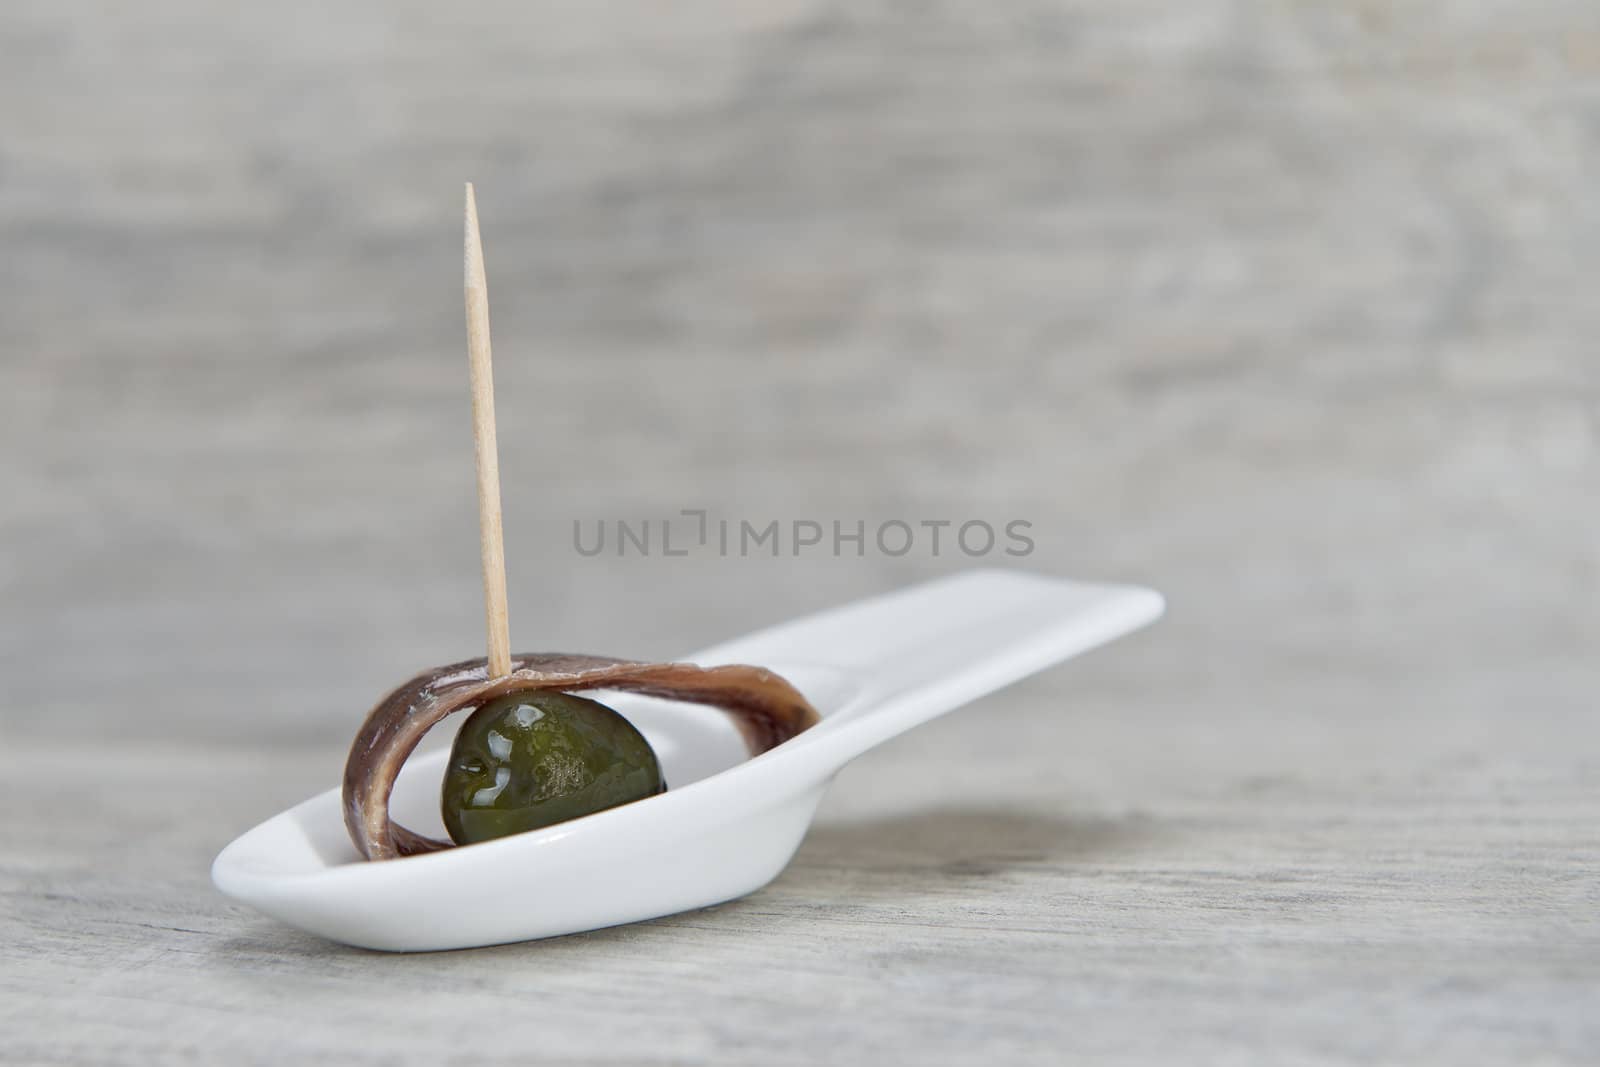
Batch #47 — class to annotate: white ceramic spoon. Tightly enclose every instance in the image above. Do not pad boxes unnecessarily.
[212,569,1163,951]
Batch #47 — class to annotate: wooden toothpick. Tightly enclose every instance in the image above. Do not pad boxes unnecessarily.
[463,182,512,680]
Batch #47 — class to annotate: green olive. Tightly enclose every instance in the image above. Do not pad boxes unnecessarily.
[441,691,665,845]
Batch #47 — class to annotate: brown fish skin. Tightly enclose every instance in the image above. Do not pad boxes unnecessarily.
[342,653,821,861]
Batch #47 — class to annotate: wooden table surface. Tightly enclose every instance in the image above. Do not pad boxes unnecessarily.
[2,2,1597,1063]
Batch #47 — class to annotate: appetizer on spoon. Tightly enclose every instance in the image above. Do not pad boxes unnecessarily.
[344,185,820,861]
[213,188,1164,951]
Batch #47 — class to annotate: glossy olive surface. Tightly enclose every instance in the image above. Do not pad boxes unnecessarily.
[441,691,665,845]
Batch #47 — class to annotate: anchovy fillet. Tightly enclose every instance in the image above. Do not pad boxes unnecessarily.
[343,654,820,860]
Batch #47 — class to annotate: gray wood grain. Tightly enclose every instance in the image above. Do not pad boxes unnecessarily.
[2,1,1597,1063]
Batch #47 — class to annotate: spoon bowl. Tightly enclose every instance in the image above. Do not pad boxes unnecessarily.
[212,569,1163,951]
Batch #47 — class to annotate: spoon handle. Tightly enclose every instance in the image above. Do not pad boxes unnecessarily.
[700,569,1164,762]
